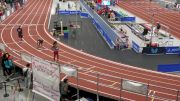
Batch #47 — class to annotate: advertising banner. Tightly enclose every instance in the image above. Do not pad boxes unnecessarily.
[32,57,60,101]
[142,47,165,54]
[80,12,89,18]
[58,10,80,15]
[165,47,180,54]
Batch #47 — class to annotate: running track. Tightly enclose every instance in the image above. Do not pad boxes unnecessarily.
[0,0,180,101]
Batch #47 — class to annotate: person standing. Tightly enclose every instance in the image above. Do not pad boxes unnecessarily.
[17,26,23,41]
[51,41,59,61]
[156,23,161,33]
[0,49,4,75]
[60,79,70,101]
[1,53,13,76]
[23,63,33,89]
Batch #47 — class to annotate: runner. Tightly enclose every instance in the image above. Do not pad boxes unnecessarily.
[51,41,59,61]
[17,26,23,41]
[37,38,44,49]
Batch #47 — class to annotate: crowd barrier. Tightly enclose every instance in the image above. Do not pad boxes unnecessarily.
[80,0,126,49]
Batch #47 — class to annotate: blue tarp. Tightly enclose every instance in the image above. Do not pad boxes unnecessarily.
[157,64,180,72]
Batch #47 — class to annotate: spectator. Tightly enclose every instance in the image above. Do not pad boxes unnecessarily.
[19,0,23,8]
[17,26,23,41]
[0,49,4,75]
[1,53,13,76]
[69,21,73,27]
[60,79,70,101]
[0,3,4,21]
[156,22,161,34]
[68,3,71,9]
[119,28,124,34]
[80,6,82,11]
[51,41,59,61]
[23,63,33,89]
[6,0,13,8]
[115,38,121,50]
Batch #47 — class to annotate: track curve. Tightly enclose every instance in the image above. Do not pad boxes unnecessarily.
[0,0,180,100]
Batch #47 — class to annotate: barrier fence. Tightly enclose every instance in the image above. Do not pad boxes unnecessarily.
[1,43,177,101]
[18,50,180,101]
[80,0,126,49]
[0,40,180,100]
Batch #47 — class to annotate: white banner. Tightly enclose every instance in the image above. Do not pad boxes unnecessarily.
[32,57,60,101]
[0,43,5,52]
[61,65,77,77]
[21,53,32,63]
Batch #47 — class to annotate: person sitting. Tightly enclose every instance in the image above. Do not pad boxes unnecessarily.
[69,21,74,27]
[115,38,121,50]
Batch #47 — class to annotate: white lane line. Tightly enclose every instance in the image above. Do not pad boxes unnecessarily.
[61,75,68,81]
[110,82,118,87]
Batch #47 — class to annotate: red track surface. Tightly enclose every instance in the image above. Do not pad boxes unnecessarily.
[117,0,180,39]
[0,0,180,100]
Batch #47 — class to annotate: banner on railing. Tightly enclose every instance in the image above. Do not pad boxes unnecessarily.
[58,10,81,15]
[132,41,140,53]
[165,46,180,54]
[142,47,165,54]
[120,17,136,22]
[61,65,77,77]
[80,0,117,49]
[80,12,89,18]
[32,57,60,101]
[122,80,148,95]
[0,43,5,52]
[20,53,32,63]
[92,19,114,49]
